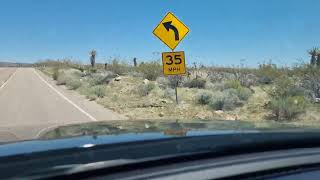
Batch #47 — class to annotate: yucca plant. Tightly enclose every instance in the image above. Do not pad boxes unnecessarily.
[90,50,97,67]
[308,48,318,65]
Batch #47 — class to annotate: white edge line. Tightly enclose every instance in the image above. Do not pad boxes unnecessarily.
[33,69,97,122]
[0,69,17,90]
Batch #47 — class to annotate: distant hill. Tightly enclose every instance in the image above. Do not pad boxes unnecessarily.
[0,61,33,67]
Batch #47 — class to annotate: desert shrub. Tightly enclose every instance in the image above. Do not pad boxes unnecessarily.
[56,73,68,85]
[266,76,308,120]
[163,88,175,99]
[224,88,238,97]
[204,82,215,90]
[65,68,83,77]
[66,79,82,90]
[272,78,293,97]
[90,85,106,98]
[149,85,164,97]
[207,82,225,91]
[55,69,83,89]
[195,82,248,110]
[256,63,282,84]
[156,77,170,89]
[69,64,85,73]
[236,87,252,101]
[89,72,116,86]
[52,67,59,80]
[224,79,242,89]
[208,72,224,83]
[89,68,97,73]
[208,92,225,110]
[221,80,253,101]
[239,73,258,88]
[299,65,320,101]
[103,72,117,84]
[89,74,105,86]
[287,86,305,97]
[167,76,180,88]
[184,78,206,88]
[86,94,97,101]
[77,66,85,72]
[268,77,303,98]
[269,96,306,121]
[195,91,213,105]
[157,76,179,89]
[208,91,241,111]
[107,59,131,75]
[222,93,241,110]
[136,83,156,96]
[138,61,162,80]
[258,76,273,84]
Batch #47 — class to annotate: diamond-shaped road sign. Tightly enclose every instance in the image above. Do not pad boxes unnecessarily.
[153,12,189,50]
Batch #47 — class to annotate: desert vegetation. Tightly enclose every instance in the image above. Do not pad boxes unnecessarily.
[35,49,320,126]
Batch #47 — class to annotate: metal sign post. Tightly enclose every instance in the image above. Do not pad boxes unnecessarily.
[175,75,179,104]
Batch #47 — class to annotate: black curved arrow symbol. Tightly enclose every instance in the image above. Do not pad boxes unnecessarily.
[162,21,179,41]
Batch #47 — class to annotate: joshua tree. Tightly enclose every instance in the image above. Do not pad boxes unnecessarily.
[133,57,137,67]
[316,49,320,67]
[308,48,318,65]
[90,50,96,67]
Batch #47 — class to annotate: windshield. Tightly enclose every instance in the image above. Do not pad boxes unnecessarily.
[0,0,319,144]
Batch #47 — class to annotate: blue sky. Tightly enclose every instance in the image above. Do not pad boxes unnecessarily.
[0,0,319,67]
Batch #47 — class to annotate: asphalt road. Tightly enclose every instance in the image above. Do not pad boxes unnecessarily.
[0,68,125,142]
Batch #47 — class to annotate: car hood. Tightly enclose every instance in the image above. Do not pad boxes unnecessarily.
[39,119,311,140]
[0,119,315,157]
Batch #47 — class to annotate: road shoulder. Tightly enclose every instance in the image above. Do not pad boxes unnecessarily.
[35,68,128,121]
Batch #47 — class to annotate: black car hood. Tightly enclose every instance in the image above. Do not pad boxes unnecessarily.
[0,130,257,158]
[0,119,313,157]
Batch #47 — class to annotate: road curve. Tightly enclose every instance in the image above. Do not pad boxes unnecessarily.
[0,68,125,142]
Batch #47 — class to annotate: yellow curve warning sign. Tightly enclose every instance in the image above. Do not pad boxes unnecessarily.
[153,12,189,50]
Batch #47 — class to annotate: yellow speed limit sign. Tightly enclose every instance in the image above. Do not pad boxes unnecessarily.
[162,51,186,75]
